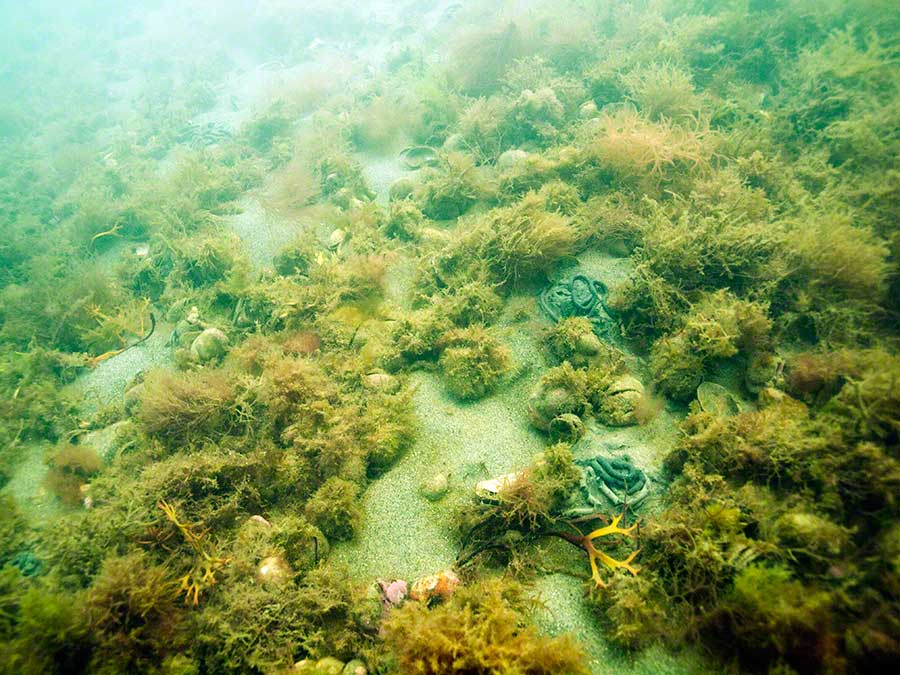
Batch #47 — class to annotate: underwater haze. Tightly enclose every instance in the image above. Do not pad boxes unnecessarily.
[1,0,899,673]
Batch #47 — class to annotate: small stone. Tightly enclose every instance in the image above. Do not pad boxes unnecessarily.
[248,515,271,527]
[420,473,450,502]
[190,327,229,363]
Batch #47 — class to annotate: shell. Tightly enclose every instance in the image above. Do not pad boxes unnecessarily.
[399,145,439,170]
[475,471,521,500]
[697,382,740,416]
[363,372,399,392]
[608,375,644,396]
[409,569,460,603]
[327,228,347,250]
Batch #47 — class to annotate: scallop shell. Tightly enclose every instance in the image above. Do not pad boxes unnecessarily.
[363,372,398,392]
[697,382,740,416]
[327,228,347,250]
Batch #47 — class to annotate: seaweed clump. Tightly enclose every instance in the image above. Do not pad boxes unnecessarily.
[437,326,511,400]
[382,578,588,675]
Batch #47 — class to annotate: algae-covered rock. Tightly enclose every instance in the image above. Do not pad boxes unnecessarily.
[293,657,345,675]
[437,326,511,400]
[388,176,416,202]
[598,375,645,426]
[528,363,590,431]
[342,660,367,675]
[774,511,849,559]
[548,412,586,442]
[190,327,229,363]
[650,333,703,401]
[498,148,529,169]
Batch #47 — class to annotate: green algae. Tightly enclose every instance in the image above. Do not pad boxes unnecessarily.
[0,1,898,673]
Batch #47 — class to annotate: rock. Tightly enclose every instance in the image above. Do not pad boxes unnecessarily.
[294,658,346,675]
[442,133,467,152]
[247,514,271,528]
[579,100,599,119]
[528,385,581,431]
[123,382,144,415]
[257,555,292,585]
[574,331,602,357]
[315,658,345,675]
[420,472,450,502]
[548,413,585,443]
[80,420,133,463]
[388,176,416,202]
[599,375,645,427]
[745,351,779,394]
[342,660,367,675]
[190,327,229,363]
[758,386,788,407]
[498,148,529,169]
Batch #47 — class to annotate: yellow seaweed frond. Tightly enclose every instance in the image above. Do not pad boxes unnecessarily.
[577,513,641,588]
